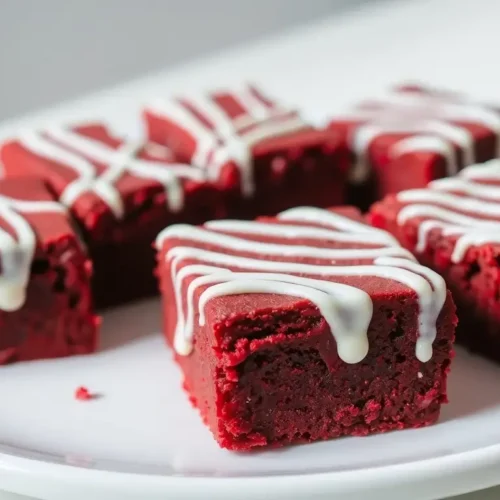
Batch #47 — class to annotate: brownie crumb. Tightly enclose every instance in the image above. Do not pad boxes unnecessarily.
[75,386,95,401]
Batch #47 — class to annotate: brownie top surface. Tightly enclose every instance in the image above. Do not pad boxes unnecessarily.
[145,84,333,197]
[0,176,76,243]
[328,84,500,184]
[158,205,448,364]
[2,123,208,231]
[374,159,500,264]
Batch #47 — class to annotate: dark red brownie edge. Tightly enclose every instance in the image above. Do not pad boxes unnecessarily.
[88,183,224,309]
[0,232,99,364]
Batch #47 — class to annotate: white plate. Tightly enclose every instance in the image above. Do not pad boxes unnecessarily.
[2,1,500,499]
[0,299,498,500]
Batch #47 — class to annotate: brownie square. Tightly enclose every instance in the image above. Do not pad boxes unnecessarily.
[144,84,348,219]
[370,159,500,363]
[0,177,98,364]
[1,124,222,308]
[328,84,500,209]
[156,206,456,450]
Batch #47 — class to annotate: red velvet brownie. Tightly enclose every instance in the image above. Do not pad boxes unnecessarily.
[0,177,98,364]
[370,159,500,363]
[328,84,500,208]
[1,124,222,308]
[144,84,348,218]
[156,206,456,450]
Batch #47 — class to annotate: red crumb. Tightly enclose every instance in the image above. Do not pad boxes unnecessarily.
[75,386,93,401]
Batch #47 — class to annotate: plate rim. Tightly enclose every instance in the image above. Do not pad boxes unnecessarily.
[1,441,500,499]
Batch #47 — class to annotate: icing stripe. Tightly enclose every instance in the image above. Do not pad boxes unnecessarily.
[398,189,500,217]
[390,135,458,175]
[204,220,398,246]
[147,99,216,168]
[196,273,372,364]
[375,256,446,362]
[277,206,386,233]
[159,224,414,261]
[461,159,500,179]
[234,86,273,122]
[18,130,96,178]
[430,177,500,200]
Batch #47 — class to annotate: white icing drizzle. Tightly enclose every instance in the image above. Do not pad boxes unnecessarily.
[146,85,308,197]
[159,224,414,262]
[395,160,500,261]
[158,207,446,363]
[204,219,398,246]
[340,89,500,183]
[376,256,446,362]
[461,159,500,179]
[398,189,500,217]
[0,195,66,311]
[17,125,204,218]
[391,135,458,175]
[430,177,500,200]
[277,206,399,243]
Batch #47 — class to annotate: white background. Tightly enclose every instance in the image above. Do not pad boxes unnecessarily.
[0,0,367,119]
[1,0,500,498]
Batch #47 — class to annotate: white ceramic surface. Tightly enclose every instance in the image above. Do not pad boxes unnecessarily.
[2,0,500,498]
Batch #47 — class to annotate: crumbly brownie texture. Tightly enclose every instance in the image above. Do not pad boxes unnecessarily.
[0,124,222,308]
[0,178,98,364]
[144,84,348,218]
[156,206,456,450]
[370,159,500,363]
[329,84,500,208]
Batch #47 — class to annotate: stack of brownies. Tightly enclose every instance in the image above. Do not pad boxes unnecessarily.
[1,83,500,450]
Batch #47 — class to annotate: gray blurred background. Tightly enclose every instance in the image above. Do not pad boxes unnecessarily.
[1,0,371,120]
